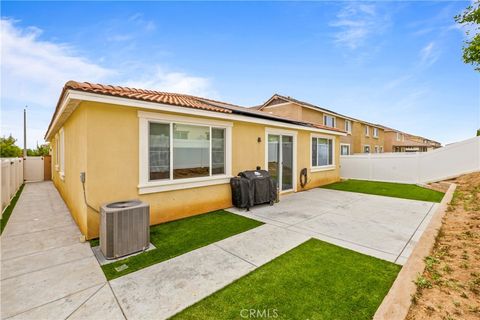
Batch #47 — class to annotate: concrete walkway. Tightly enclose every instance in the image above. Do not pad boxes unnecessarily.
[1,182,125,320]
[110,224,308,320]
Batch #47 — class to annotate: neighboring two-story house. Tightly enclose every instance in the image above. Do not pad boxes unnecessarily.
[383,127,441,152]
[255,94,385,155]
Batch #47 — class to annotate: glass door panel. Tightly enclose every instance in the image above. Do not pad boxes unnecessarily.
[267,135,280,186]
[281,135,293,191]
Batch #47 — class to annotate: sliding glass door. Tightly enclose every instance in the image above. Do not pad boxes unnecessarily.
[267,134,294,192]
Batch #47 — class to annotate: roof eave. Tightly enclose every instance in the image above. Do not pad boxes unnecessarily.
[46,90,346,139]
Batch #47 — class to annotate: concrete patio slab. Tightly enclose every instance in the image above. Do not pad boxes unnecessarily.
[7,284,103,320]
[228,188,438,264]
[110,244,255,320]
[293,212,414,255]
[0,182,122,320]
[215,224,309,267]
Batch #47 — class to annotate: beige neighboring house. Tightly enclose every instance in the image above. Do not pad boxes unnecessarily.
[383,127,441,152]
[255,94,385,155]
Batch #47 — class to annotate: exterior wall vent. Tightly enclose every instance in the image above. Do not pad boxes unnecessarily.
[100,200,150,259]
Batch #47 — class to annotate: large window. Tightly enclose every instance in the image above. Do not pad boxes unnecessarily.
[59,128,65,179]
[373,127,379,138]
[149,122,226,181]
[149,123,170,180]
[344,120,352,134]
[340,144,350,155]
[211,128,226,175]
[365,126,370,137]
[173,123,210,179]
[323,115,336,128]
[140,111,232,194]
[312,137,334,167]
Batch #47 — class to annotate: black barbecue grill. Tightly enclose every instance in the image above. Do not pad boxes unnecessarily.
[230,170,277,210]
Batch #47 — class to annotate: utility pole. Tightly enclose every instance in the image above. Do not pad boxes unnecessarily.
[23,107,27,158]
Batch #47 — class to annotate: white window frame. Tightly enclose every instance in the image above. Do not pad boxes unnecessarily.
[310,134,336,172]
[363,145,370,153]
[59,128,65,180]
[323,115,336,128]
[396,132,401,141]
[264,128,298,193]
[340,143,351,156]
[373,127,378,138]
[374,145,379,153]
[344,120,352,134]
[55,133,60,171]
[365,125,370,137]
[138,111,233,194]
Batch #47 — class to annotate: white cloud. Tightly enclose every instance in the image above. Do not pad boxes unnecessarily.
[419,41,440,67]
[123,66,216,98]
[0,19,216,147]
[1,19,114,106]
[330,3,389,49]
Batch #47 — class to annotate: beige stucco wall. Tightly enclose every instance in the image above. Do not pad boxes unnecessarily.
[384,131,397,152]
[49,101,341,239]
[353,123,385,153]
[263,103,302,120]
[51,106,89,236]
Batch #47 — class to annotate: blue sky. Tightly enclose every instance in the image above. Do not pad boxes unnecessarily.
[1,1,478,148]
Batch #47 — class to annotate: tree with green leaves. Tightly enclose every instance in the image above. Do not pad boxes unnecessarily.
[0,135,23,158]
[27,144,50,156]
[455,1,480,71]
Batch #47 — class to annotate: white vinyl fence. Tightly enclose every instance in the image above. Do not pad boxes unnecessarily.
[24,157,44,182]
[1,158,24,213]
[340,136,480,184]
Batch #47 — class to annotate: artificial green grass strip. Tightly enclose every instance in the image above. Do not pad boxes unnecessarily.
[322,179,444,202]
[101,210,263,280]
[89,238,99,248]
[172,239,400,320]
[0,184,25,235]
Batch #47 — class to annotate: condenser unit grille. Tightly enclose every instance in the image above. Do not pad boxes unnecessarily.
[100,200,150,259]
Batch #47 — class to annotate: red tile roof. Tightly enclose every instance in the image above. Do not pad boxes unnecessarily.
[45,81,346,139]
[65,81,232,113]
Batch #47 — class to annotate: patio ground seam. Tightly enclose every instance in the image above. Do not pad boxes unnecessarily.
[3,282,106,320]
[106,282,128,320]
[394,202,436,263]
[64,283,107,320]
[1,255,94,281]
[212,243,259,268]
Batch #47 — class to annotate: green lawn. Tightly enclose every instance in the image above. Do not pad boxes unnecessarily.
[95,210,263,280]
[322,179,444,202]
[0,184,25,235]
[172,239,400,320]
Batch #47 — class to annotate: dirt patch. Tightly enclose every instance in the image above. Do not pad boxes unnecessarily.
[407,172,480,320]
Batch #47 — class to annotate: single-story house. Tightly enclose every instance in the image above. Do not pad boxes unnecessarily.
[45,81,346,239]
